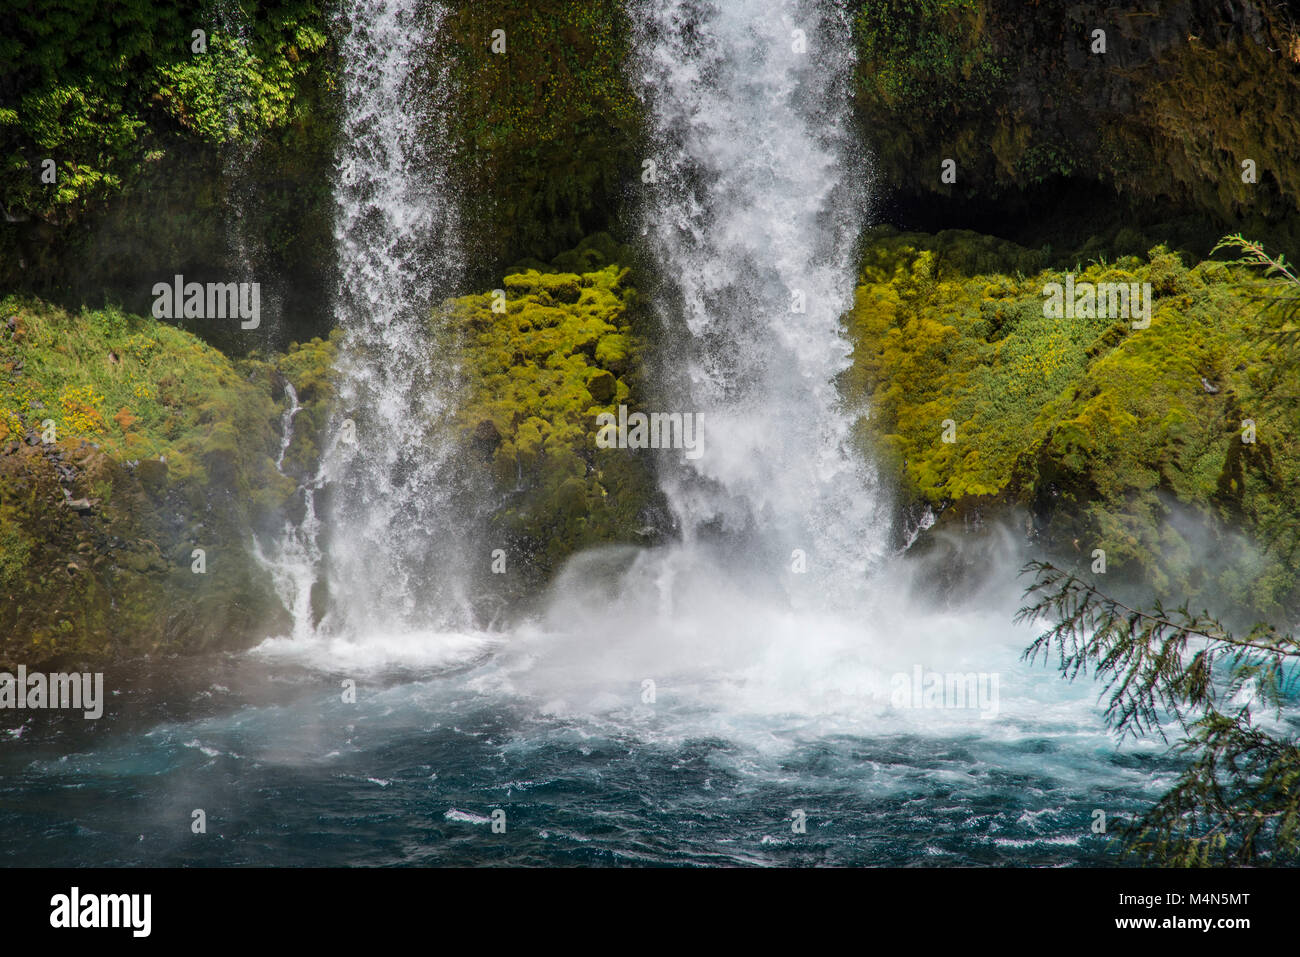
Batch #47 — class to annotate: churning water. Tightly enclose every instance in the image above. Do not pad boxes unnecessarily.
[0,0,1170,866]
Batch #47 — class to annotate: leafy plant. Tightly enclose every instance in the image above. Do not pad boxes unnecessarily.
[1212,233,1300,345]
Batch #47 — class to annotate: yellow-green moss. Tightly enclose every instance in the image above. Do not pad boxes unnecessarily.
[849,226,1300,620]
[446,238,663,585]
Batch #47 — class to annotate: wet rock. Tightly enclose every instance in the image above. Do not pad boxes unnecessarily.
[136,458,168,490]
[471,418,502,458]
[586,369,616,402]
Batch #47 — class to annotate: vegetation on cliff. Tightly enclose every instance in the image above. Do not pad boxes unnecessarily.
[0,232,664,661]
[0,295,340,665]
[853,0,1300,244]
[1,0,330,220]
[846,227,1300,623]
[1,0,338,339]
[447,234,665,594]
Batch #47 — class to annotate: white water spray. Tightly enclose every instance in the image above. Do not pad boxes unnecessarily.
[324,0,473,638]
[262,0,472,644]
[632,0,888,609]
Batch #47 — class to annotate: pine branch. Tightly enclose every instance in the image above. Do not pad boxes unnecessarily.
[1017,561,1300,865]
[1120,708,1300,866]
[1016,561,1296,742]
[1212,233,1300,333]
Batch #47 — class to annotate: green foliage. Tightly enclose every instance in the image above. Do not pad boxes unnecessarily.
[0,0,332,222]
[848,227,1300,620]
[1019,561,1300,865]
[446,235,662,584]
[854,0,1006,115]
[1212,233,1300,332]
[155,14,327,145]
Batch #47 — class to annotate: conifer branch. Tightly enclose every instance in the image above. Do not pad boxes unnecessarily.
[1017,560,1300,865]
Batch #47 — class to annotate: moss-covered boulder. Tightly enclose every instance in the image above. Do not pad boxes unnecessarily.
[0,296,332,667]
[846,226,1300,622]
[445,234,667,596]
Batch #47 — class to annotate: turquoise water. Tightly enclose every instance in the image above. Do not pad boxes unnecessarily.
[0,576,1176,867]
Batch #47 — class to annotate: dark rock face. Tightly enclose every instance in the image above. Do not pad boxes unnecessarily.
[442,1,643,282]
[854,0,1300,238]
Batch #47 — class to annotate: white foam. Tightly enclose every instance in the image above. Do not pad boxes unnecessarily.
[250,628,501,673]
[444,808,491,825]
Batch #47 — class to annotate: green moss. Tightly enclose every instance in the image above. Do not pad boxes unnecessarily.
[270,331,339,483]
[849,226,1300,621]
[0,525,32,588]
[446,242,664,590]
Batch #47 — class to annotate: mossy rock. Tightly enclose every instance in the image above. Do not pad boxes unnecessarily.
[444,246,668,599]
[848,226,1300,623]
[0,296,308,666]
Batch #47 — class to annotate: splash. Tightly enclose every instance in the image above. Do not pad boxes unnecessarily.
[631,0,887,611]
[261,0,472,645]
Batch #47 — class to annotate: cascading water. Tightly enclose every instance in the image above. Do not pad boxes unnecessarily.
[322,0,471,639]
[0,0,1165,868]
[451,0,901,720]
[263,0,474,644]
[631,0,888,610]
[255,382,322,642]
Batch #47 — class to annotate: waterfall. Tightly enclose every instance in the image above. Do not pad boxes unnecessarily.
[630,0,888,608]
[263,0,885,652]
[478,0,901,708]
[321,0,471,638]
[264,0,472,643]
[257,382,322,642]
